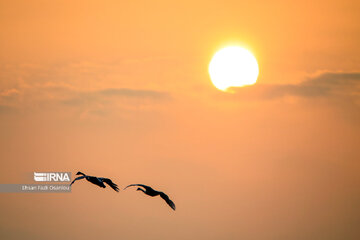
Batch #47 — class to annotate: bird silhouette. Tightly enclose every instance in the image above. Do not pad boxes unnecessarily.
[124,184,176,210]
[70,171,119,192]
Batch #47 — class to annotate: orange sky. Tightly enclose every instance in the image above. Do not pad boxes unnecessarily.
[0,1,360,239]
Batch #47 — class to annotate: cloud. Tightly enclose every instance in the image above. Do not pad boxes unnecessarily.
[0,105,15,114]
[230,71,360,102]
[60,87,170,106]
[0,62,171,114]
[0,84,170,118]
[0,88,19,97]
[266,72,360,98]
[98,88,170,99]
[224,71,360,123]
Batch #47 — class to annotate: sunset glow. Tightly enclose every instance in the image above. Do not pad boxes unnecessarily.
[0,1,359,240]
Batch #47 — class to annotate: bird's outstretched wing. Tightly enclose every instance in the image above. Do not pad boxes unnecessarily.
[100,178,119,192]
[124,184,149,190]
[160,192,176,210]
[70,176,85,186]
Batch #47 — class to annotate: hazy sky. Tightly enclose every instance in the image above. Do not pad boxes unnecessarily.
[0,1,359,239]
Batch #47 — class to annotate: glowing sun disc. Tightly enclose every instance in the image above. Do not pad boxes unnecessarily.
[209,46,259,91]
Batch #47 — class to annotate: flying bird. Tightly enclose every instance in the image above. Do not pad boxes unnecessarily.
[70,171,119,192]
[124,184,176,210]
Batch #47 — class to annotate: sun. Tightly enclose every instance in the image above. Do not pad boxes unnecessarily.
[209,46,259,91]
